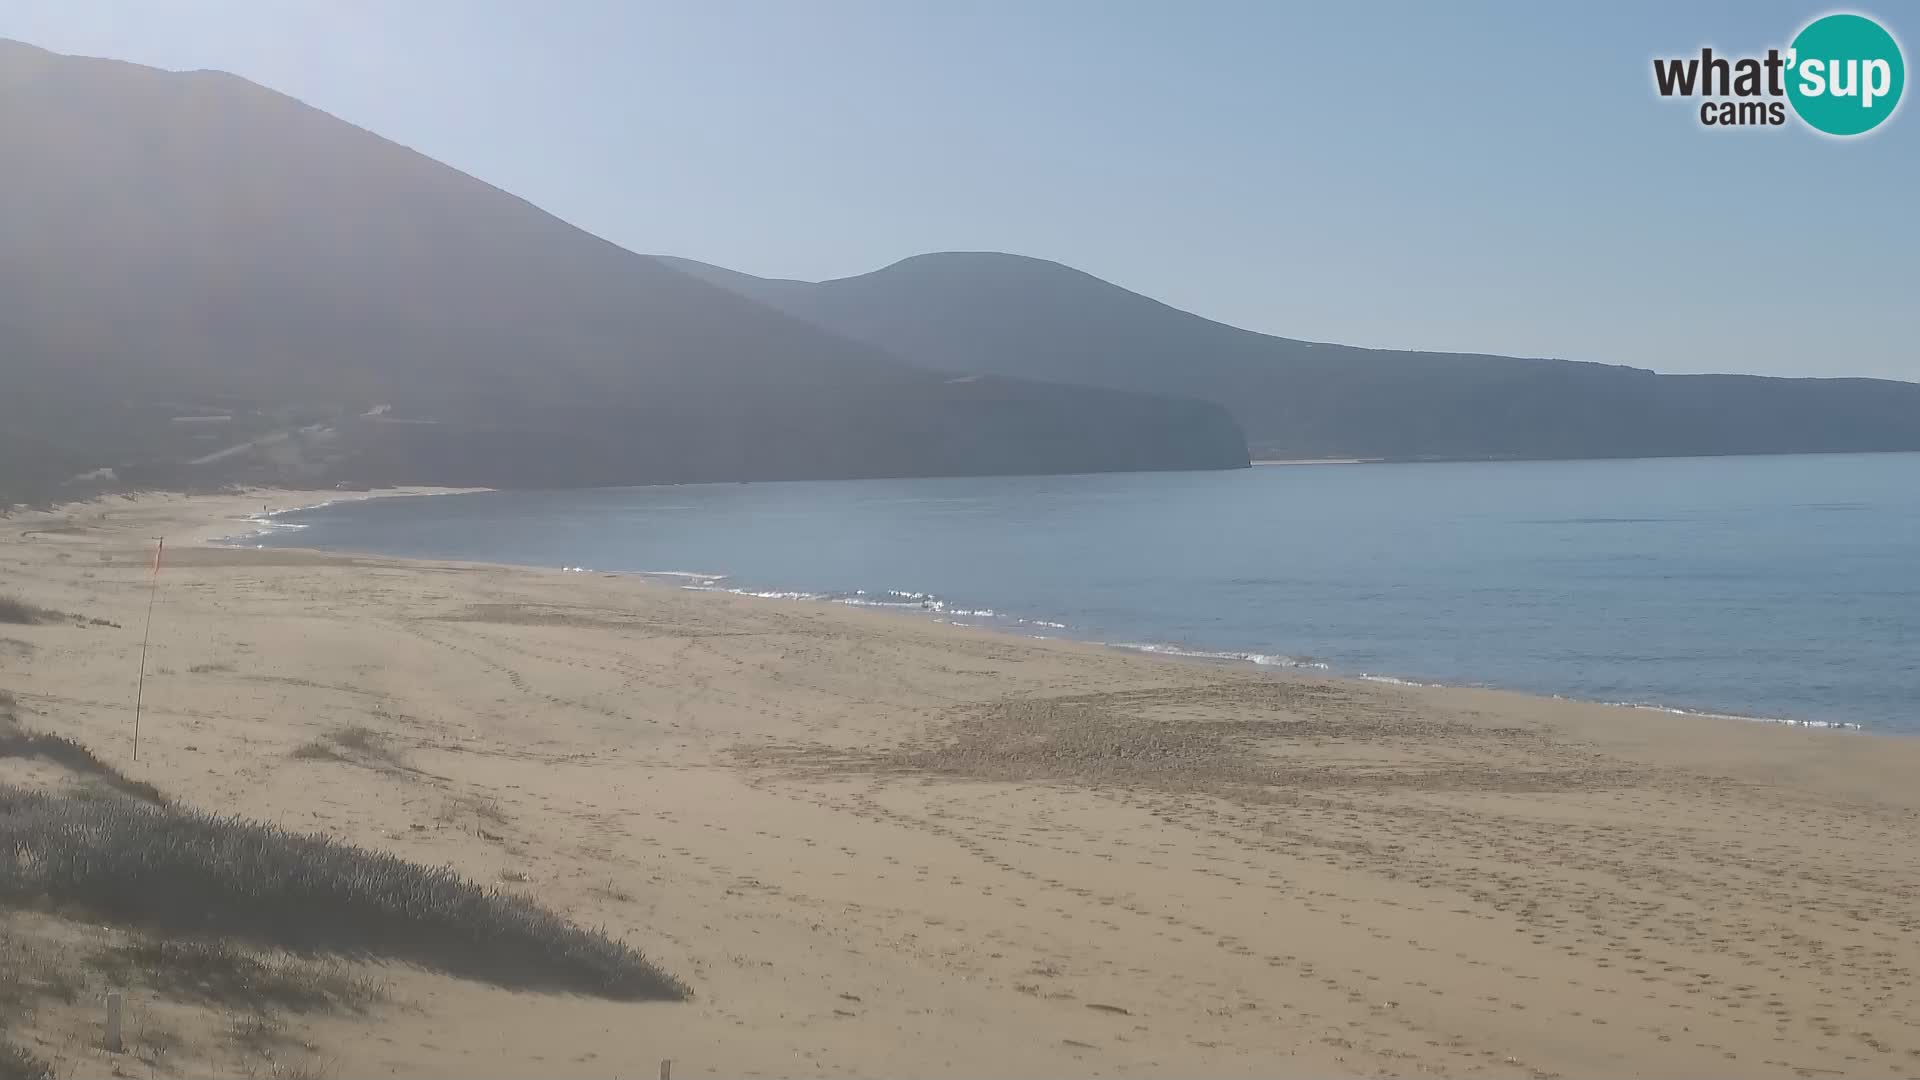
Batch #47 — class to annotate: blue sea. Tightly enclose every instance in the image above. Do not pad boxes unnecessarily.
[244,453,1920,733]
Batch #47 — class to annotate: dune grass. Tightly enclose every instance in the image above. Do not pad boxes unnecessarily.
[2,686,166,803]
[0,786,686,1001]
[0,729,167,805]
[0,1040,54,1080]
[0,596,59,626]
[87,935,385,1015]
[0,921,83,1011]
[0,923,59,1077]
[290,725,410,775]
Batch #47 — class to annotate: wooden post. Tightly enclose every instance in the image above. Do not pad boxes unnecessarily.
[104,991,124,1052]
[659,1059,671,1080]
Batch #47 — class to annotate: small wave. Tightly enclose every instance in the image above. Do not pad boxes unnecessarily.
[1106,642,1330,670]
[1358,673,1446,688]
[835,595,947,611]
[682,583,825,601]
[678,578,1032,629]
[1603,701,1862,731]
[263,500,337,516]
[211,516,312,544]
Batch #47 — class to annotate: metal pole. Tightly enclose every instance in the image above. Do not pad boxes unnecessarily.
[133,537,163,760]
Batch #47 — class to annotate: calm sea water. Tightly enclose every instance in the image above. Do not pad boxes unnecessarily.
[247,454,1920,733]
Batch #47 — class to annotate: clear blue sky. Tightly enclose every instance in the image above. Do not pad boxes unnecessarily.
[4,1,1915,380]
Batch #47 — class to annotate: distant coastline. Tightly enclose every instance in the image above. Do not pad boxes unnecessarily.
[1250,458,1380,466]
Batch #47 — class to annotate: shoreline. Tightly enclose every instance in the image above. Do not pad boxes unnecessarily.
[233,488,1872,736]
[6,488,1920,1077]
[55,488,1917,761]
[180,484,488,546]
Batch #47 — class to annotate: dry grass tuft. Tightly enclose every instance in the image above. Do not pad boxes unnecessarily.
[435,791,509,835]
[589,881,637,904]
[0,923,84,1010]
[290,725,404,770]
[0,596,60,626]
[263,1055,336,1080]
[0,1041,54,1080]
[224,1009,285,1055]
[288,740,341,762]
[88,936,385,1015]
[132,1014,185,1061]
[0,723,166,805]
[329,726,383,754]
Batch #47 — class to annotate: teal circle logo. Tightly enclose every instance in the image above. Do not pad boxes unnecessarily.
[1786,13,1905,136]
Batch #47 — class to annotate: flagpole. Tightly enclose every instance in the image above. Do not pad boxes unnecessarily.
[133,537,163,760]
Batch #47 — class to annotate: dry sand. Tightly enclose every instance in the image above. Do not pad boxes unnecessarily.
[3,489,1918,1079]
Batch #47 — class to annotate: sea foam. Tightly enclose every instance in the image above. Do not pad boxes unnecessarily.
[1107,642,1331,670]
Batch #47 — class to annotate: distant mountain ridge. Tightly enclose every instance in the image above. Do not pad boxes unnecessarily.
[659,251,1920,462]
[0,40,1246,503]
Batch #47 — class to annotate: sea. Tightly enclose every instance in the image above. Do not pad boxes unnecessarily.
[239,452,1920,734]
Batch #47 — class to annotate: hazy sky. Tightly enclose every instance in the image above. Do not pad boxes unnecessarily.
[4,1,1915,380]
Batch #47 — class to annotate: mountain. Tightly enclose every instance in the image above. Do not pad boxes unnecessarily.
[659,252,1920,462]
[0,41,1246,504]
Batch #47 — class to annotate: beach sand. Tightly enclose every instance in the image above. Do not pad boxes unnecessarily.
[3,490,1918,1078]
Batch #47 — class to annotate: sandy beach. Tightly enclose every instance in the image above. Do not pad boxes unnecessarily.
[4,489,1919,1079]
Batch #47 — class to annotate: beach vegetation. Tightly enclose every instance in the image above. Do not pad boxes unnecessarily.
[0,785,686,1001]
[0,1040,54,1080]
[0,727,166,805]
[289,725,403,770]
[87,936,384,1014]
[0,596,59,626]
